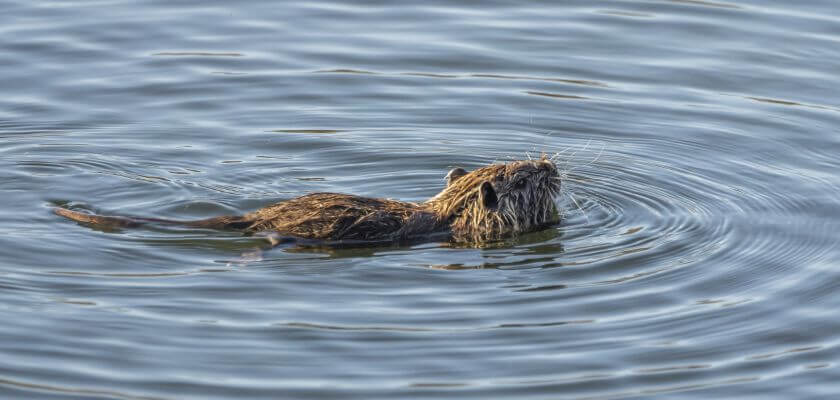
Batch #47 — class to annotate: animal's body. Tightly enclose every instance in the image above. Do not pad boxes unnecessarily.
[55,158,562,246]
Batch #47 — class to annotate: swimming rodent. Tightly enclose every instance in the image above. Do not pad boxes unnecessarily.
[54,157,562,245]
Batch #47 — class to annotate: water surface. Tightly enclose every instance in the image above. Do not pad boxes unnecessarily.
[3,1,840,399]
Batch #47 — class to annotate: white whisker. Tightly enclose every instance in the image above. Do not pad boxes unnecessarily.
[567,140,606,174]
[562,139,592,173]
[550,146,575,163]
[567,192,590,225]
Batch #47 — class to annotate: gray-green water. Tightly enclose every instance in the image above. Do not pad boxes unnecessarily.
[3,1,840,399]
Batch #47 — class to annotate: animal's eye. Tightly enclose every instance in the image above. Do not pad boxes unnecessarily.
[515,179,527,189]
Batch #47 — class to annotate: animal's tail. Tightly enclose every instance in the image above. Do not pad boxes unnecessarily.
[54,207,253,230]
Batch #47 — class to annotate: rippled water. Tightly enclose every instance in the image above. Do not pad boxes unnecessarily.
[3,1,840,398]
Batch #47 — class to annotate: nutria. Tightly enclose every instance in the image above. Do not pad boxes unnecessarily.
[54,157,562,245]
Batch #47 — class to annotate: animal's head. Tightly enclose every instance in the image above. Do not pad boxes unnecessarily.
[427,157,561,243]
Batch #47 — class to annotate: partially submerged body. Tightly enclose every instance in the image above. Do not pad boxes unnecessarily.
[55,158,562,246]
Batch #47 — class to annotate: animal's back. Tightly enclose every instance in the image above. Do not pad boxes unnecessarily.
[242,193,444,242]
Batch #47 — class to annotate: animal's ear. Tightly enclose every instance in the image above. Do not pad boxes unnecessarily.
[480,181,498,210]
[445,167,468,187]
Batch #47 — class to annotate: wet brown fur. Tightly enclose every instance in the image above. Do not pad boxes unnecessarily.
[426,157,561,242]
[54,158,561,245]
